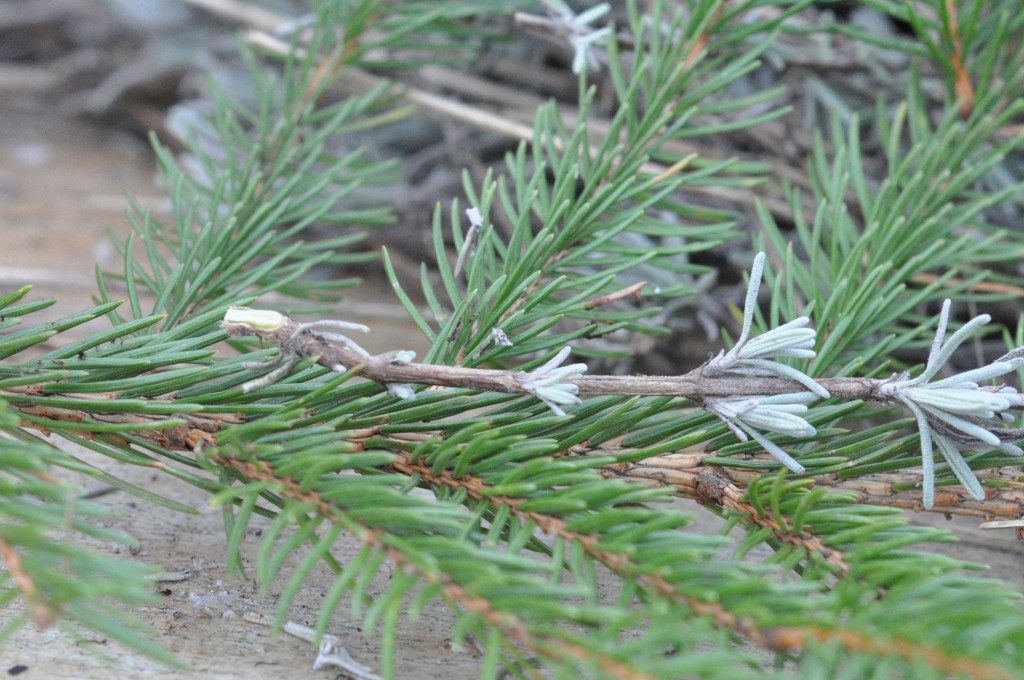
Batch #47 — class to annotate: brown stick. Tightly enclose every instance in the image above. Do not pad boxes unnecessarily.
[222,307,891,401]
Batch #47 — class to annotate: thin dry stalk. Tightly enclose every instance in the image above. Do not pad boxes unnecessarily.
[0,536,50,627]
[943,0,975,118]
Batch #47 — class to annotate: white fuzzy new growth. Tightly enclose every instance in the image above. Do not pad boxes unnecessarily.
[707,393,819,474]
[705,252,825,474]
[520,346,588,416]
[880,299,1024,508]
[704,257,1024,506]
[541,0,612,74]
[705,252,829,399]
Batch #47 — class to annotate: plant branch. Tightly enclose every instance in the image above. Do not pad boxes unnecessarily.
[772,626,1015,680]
[614,455,854,578]
[688,467,850,575]
[387,449,816,650]
[221,307,900,401]
[221,306,1024,422]
[383,447,1015,679]
[9,380,1023,520]
[7,392,235,451]
[212,453,660,680]
[604,449,1024,518]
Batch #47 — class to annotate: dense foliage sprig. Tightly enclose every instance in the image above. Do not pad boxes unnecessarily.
[3,1,1024,678]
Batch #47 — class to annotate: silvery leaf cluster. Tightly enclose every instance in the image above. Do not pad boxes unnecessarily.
[520,346,588,416]
[541,0,612,74]
[705,252,829,399]
[382,350,417,401]
[879,299,1024,508]
[706,393,819,474]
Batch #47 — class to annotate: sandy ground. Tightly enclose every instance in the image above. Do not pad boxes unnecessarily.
[0,96,1022,680]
